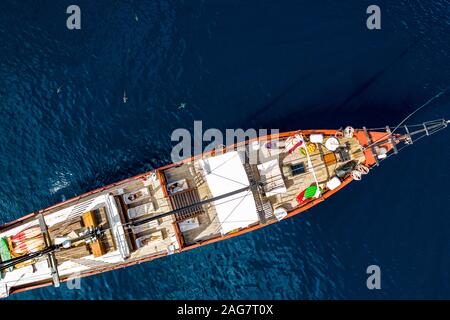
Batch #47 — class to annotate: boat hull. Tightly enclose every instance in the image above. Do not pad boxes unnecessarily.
[2,128,392,296]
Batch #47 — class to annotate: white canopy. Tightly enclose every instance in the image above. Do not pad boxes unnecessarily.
[199,151,260,235]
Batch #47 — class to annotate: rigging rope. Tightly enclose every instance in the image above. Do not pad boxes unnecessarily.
[212,189,252,235]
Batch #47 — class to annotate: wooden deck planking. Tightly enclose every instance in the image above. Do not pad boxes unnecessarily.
[163,163,222,245]
[274,137,365,209]
[129,213,177,258]
[118,178,172,219]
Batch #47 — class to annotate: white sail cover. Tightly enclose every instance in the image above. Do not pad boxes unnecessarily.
[199,151,259,235]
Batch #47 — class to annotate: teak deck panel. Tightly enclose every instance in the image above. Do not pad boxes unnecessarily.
[162,163,222,245]
[273,136,364,209]
[169,188,204,221]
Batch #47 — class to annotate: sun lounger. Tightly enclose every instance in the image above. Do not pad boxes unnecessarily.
[178,217,200,232]
[135,230,164,248]
[257,159,287,196]
[127,202,155,220]
[131,219,159,234]
[123,187,151,205]
[167,179,188,195]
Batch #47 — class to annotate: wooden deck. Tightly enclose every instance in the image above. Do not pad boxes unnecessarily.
[50,206,116,261]
[271,136,365,209]
[112,176,178,257]
[163,162,222,245]
[47,135,366,257]
[169,188,204,221]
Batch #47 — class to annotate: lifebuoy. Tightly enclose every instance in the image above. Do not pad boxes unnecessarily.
[344,126,355,138]
[351,170,362,181]
[355,164,369,175]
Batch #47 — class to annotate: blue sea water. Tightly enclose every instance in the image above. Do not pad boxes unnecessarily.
[0,0,449,299]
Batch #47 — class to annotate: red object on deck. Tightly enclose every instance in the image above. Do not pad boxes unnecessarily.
[288,141,303,154]
[296,190,306,204]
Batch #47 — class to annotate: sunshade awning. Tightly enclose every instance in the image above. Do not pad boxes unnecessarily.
[199,151,259,235]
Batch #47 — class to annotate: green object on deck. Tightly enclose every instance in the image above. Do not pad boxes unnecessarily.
[304,185,318,199]
[0,237,13,276]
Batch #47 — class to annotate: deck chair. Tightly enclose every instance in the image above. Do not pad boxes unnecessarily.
[131,218,160,234]
[127,201,155,220]
[123,187,151,205]
[257,159,287,196]
[135,230,164,248]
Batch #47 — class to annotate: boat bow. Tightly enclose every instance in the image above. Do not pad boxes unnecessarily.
[355,119,449,168]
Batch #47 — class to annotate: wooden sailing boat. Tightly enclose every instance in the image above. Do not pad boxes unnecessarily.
[0,119,447,298]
